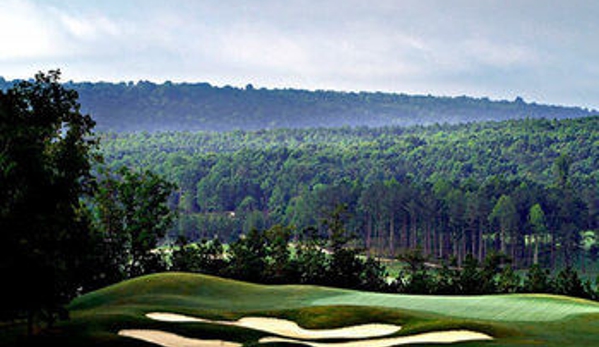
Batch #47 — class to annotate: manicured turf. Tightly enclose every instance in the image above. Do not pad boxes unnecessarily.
[7,272,599,346]
[313,291,599,322]
[71,272,599,321]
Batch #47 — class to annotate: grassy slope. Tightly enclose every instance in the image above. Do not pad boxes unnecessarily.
[16,272,599,346]
[314,291,599,322]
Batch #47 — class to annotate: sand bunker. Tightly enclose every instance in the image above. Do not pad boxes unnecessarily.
[119,329,241,347]
[119,329,493,347]
[260,330,494,347]
[121,312,493,347]
[146,312,402,339]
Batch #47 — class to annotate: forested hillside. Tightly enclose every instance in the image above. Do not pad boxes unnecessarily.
[100,117,599,269]
[0,77,594,132]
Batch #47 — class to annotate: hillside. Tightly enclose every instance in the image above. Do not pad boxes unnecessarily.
[71,272,599,322]
[0,77,595,132]
[15,272,599,346]
[99,117,599,268]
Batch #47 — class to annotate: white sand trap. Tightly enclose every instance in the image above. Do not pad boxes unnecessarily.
[259,330,493,347]
[119,329,241,347]
[119,329,492,347]
[146,312,402,339]
[147,312,207,323]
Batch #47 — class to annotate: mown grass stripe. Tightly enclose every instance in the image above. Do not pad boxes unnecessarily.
[310,292,599,322]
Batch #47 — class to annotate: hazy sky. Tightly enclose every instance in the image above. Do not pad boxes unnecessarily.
[1,0,598,108]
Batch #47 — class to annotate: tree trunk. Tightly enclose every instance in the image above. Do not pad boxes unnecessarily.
[424,222,431,256]
[533,234,539,265]
[366,215,372,256]
[550,229,556,268]
[500,227,506,255]
[410,214,418,249]
[478,227,484,261]
[389,212,395,257]
[401,216,408,250]
[376,215,383,256]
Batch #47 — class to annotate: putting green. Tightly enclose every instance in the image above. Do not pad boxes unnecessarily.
[310,291,599,322]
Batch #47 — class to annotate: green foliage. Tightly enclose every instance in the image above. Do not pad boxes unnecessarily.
[396,247,437,294]
[399,269,437,294]
[170,237,225,275]
[553,153,572,189]
[489,194,518,254]
[263,225,294,283]
[93,167,176,280]
[324,204,352,253]
[554,266,589,299]
[458,254,484,294]
[360,257,389,291]
[226,228,269,283]
[0,71,98,330]
[397,247,428,273]
[497,265,522,294]
[522,264,552,293]
[295,227,329,285]
[327,248,365,289]
[528,203,547,264]
[99,116,599,271]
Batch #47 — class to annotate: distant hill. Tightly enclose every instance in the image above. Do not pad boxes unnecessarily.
[1,77,595,132]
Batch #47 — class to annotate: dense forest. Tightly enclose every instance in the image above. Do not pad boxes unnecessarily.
[100,117,599,270]
[2,72,599,336]
[0,77,594,132]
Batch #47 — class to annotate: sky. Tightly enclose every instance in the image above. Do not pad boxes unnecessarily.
[1,0,598,108]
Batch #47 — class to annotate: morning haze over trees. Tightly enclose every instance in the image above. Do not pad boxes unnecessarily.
[0,77,593,132]
[1,72,598,339]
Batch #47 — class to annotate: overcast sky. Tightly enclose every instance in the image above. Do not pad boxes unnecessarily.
[1,0,598,108]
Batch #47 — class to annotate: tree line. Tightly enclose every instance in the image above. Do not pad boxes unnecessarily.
[169,214,599,301]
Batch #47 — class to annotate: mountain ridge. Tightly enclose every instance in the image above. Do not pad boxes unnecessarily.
[1,77,595,132]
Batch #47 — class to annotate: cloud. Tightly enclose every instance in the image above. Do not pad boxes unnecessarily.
[53,10,121,41]
[2,0,598,107]
[0,0,123,63]
[0,0,56,60]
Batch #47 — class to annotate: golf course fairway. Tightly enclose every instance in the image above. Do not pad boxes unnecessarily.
[14,272,599,346]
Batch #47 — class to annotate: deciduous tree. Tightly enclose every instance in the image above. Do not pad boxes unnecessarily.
[0,71,98,332]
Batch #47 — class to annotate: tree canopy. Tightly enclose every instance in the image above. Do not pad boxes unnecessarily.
[1,78,594,132]
[99,116,599,270]
[0,71,98,331]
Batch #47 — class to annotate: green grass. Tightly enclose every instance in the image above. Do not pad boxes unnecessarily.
[313,291,599,322]
[6,272,599,346]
